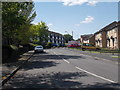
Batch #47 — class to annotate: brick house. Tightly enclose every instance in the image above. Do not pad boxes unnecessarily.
[89,35,95,45]
[106,22,118,49]
[94,21,119,49]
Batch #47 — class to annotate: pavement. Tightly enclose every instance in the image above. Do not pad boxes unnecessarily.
[2,48,120,89]
[1,50,34,86]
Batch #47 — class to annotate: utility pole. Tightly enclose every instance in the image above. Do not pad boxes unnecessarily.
[72,31,73,39]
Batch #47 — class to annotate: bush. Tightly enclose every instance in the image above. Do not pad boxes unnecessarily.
[2,45,19,63]
[46,42,52,48]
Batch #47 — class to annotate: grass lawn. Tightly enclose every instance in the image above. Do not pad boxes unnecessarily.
[111,56,120,58]
[68,47,120,54]
[88,51,100,53]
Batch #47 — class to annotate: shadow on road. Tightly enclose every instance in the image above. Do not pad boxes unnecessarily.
[20,52,85,70]
[21,60,59,70]
[86,83,120,88]
[3,71,120,89]
[32,53,85,60]
[3,51,120,89]
[3,72,86,88]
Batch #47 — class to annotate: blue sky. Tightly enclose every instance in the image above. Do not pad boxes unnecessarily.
[32,1,118,40]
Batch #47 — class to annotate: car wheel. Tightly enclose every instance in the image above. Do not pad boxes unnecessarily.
[96,48,100,51]
[82,48,86,51]
[34,50,37,53]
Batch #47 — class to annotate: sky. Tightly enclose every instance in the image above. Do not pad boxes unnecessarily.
[31,0,118,40]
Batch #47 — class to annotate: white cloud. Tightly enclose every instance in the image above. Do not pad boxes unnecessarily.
[58,0,88,6]
[80,16,94,23]
[47,23,53,26]
[87,0,98,6]
[58,0,99,6]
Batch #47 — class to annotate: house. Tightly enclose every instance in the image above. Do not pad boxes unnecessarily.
[80,34,93,43]
[94,21,119,49]
[89,35,95,45]
[94,29,106,48]
[106,22,118,49]
[118,21,120,49]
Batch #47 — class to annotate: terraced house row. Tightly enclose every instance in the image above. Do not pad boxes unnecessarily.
[80,21,120,50]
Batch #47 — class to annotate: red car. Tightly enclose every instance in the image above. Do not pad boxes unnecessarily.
[68,44,79,47]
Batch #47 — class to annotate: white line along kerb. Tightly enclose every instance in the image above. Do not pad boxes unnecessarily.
[75,66,117,83]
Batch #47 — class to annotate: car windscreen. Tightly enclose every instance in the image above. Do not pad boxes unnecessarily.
[36,46,43,48]
[82,43,94,46]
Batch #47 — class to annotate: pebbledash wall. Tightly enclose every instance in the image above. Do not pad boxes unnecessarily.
[94,21,119,49]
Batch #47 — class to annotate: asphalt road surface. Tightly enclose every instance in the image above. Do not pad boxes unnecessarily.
[3,48,120,89]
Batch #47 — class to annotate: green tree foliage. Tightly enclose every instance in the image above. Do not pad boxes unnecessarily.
[64,34,73,43]
[29,24,39,43]
[2,2,36,45]
[30,21,49,46]
[46,42,52,48]
[37,21,49,45]
[17,24,32,44]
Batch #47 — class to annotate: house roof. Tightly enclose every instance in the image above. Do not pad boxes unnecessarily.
[94,21,118,35]
[47,30,63,36]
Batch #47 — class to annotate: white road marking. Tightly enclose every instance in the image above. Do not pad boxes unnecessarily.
[52,50,117,83]
[53,52,57,55]
[63,59,70,63]
[75,66,117,83]
[53,51,70,63]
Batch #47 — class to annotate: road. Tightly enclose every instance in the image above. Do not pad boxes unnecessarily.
[3,48,120,88]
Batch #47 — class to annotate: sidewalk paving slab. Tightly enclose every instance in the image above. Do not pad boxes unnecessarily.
[1,50,34,85]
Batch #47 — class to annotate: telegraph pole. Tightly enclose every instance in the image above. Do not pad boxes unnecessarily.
[72,31,73,39]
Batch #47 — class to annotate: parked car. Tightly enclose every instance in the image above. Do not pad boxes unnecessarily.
[34,46,44,53]
[52,44,58,47]
[81,43,100,51]
[68,41,81,47]
[68,44,80,47]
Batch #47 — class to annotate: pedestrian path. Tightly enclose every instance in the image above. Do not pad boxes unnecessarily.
[1,50,34,84]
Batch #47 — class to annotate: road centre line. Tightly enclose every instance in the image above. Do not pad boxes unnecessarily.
[53,51,57,55]
[53,51,70,63]
[75,66,117,83]
[63,59,70,63]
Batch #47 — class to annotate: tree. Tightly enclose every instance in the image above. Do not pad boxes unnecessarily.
[29,24,39,44]
[37,21,49,46]
[64,34,73,43]
[29,21,49,46]
[2,2,36,45]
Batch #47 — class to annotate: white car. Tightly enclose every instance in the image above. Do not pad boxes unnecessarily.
[34,46,44,53]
